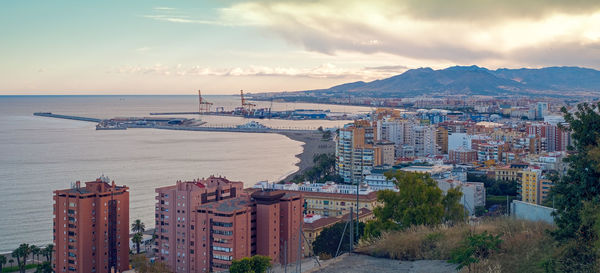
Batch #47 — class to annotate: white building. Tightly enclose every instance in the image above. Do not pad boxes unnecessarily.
[363,171,398,191]
[436,179,486,215]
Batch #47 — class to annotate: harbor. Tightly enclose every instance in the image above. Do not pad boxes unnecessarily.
[33,112,317,134]
[149,90,358,121]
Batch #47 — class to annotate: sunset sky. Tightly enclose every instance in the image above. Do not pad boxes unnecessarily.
[1,0,599,95]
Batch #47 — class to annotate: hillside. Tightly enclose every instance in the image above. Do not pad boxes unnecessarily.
[295,66,600,98]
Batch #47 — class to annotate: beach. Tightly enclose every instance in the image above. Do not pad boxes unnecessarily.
[279,131,335,181]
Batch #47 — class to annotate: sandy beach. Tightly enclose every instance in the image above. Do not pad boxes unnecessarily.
[279,131,335,182]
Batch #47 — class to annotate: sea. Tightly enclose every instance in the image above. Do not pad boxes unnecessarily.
[0,95,370,253]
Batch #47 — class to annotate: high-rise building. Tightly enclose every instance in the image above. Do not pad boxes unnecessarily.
[336,121,378,184]
[154,176,244,272]
[536,102,548,120]
[53,176,129,273]
[155,178,303,273]
[412,125,437,157]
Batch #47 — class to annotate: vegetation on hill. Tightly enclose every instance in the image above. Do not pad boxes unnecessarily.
[358,218,555,273]
[364,171,466,238]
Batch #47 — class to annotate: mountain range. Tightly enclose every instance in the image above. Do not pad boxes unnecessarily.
[298,66,600,97]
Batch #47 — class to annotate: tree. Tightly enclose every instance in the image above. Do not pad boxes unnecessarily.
[132,232,144,254]
[449,231,502,272]
[9,259,14,268]
[365,171,465,237]
[230,255,271,273]
[11,243,30,273]
[0,255,6,272]
[131,219,146,234]
[30,245,40,264]
[312,221,365,257]
[230,258,253,273]
[43,244,53,262]
[551,102,600,241]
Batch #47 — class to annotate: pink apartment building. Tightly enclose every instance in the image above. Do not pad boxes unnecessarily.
[53,177,129,273]
[155,176,303,273]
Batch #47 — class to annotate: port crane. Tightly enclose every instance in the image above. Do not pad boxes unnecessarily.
[198,90,213,113]
[240,89,256,111]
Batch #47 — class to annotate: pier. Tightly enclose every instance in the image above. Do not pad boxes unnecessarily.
[33,112,316,134]
[34,112,102,123]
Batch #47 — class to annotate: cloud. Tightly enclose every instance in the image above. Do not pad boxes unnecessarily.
[142,15,224,25]
[113,63,407,80]
[153,7,175,11]
[396,0,600,21]
[214,0,600,66]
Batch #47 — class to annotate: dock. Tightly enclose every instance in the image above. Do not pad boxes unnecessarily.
[33,112,316,134]
[34,112,102,123]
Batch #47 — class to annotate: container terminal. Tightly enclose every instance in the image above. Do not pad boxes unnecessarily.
[149,90,356,120]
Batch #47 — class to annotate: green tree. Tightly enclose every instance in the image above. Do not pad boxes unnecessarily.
[131,219,146,234]
[365,171,465,237]
[30,245,40,264]
[551,102,600,241]
[312,221,365,257]
[132,232,144,254]
[42,244,53,262]
[449,231,503,272]
[443,187,467,224]
[230,255,271,273]
[9,259,14,268]
[230,257,254,273]
[0,255,6,272]
[11,243,30,273]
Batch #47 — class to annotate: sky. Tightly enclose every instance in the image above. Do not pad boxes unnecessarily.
[1,0,599,95]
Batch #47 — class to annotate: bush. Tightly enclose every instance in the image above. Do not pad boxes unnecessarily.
[449,231,502,271]
[357,218,556,272]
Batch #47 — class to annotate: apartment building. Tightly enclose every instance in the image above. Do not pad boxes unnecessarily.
[155,178,303,273]
[154,176,244,272]
[53,177,129,273]
[336,121,379,184]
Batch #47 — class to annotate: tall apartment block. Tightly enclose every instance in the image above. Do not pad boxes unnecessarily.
[155,176,244,272]
[336,120,380,184]
[53,177,129,273]
[155,176,303,273]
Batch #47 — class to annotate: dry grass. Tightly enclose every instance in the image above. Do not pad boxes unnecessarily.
[357,217,556,273]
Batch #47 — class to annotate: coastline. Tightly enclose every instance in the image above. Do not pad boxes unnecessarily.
[278,131,335,182]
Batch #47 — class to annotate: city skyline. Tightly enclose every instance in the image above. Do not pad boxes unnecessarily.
[1,0,599,95]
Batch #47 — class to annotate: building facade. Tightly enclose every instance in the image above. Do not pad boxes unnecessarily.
[155,178,303,273]
[53,177,129,273]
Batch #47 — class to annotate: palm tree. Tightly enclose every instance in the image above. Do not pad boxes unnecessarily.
[132,233,143,254]
[30,245,40,264]
[131,219,146,234]
[0,255,7,272]
[11,243,30,273]
[43,244,54,262]
[9,258,14,268]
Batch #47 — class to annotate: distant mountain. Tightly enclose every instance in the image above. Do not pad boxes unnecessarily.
[300,65,600,97]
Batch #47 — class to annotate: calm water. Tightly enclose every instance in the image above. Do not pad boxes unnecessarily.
[0,95,370,252]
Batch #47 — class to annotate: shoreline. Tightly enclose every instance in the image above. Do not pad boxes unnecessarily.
[278,131,335,182]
